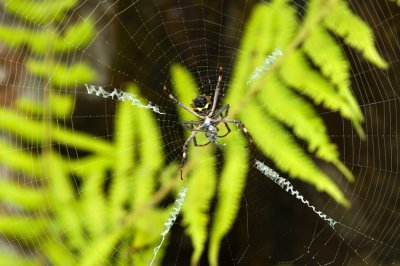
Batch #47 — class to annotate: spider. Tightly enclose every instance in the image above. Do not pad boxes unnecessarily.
[163,66,253,179]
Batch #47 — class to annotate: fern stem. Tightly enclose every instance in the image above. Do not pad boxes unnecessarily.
[230,0,338,118]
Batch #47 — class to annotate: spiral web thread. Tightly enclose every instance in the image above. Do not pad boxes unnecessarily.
[254,160,337,229]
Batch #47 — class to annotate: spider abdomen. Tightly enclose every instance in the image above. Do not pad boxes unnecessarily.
[190,95,212,116]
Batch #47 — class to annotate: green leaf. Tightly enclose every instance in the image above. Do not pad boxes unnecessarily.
[258,75,353,181]
[26,60,96,87]
[3,0,77,25]
[280,51,361,126]
[127,84,164,207]
[132,247,164,266]
[271,0,298,49]
[0,25,54,53]
[183,146,216,265]
[78,228,125,266]
[16,94,73,117]
[208,132,249,266]
[0,216,49,242]
[55,18,96,51]
[226,3,274,104]
[81,167,108,238]
[324,1,388,68]
[0,140,44,178]
[43,239,77,266]
[241,102,349,206]
[132,209,170,249]
[109,85,138,224]
[303,26,350,94]
[45,153,86,250]
[0,179,48,211]
[0,251,40,266]
[0,19,95,55]
[0,108,113,154]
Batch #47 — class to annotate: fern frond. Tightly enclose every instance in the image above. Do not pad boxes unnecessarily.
[183,148,216,265]
[128,84,164,207]
[0,216,49,242]
[81,167,108,238]
[0,251,40,266]
[208,132,249,266]
[171,64,217,265]
[132,209,170,249]
[324,1,387,68]
[45,153,86,250]
[160,162,179,186]
[133,246,165,266]
[0,108,113,154]
[2,0,77,25]
[303,26,350,92]
[26,60,96,87]
[271,0,298,49]
[78,228,125,266]
[109,85,138,225]
[227,3,274,103]
[0,140,44,178]
[0,19,94,54]
[55,18,95,51]
[42,239,77,266]
[241,102,349,206]
[0,26,55,54]
[115,242,131,266]
[259,75,332,154]
[302,24,365,132]
[280,51,360,124]
[66,156,111,177]
[258,75,355,180]
[0,179,48,211]
[16,94,73,117]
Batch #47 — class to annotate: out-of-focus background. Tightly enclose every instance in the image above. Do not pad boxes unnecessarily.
[0,0,399,265]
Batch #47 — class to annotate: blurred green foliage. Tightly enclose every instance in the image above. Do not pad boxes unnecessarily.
[0,0,388,266]
[0,86,177,265]
[0,0,178,264]
[0,0,95,86]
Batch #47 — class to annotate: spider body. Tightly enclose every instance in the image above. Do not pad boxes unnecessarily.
[190,95,211,116]
[163,66,253,179]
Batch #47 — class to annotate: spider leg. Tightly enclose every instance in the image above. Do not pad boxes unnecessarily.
[210,66,223,116]
[224,119,253,147]
[184,122,211,146]
[180,131,197,180]
[182,121,202,131]
[218,122,231,138]
[163,84,201,118]
[193,135,211,147]
[212,105,231,138]
[213,104,229,119]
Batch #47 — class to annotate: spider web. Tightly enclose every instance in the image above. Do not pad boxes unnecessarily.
[0,0,399,265]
